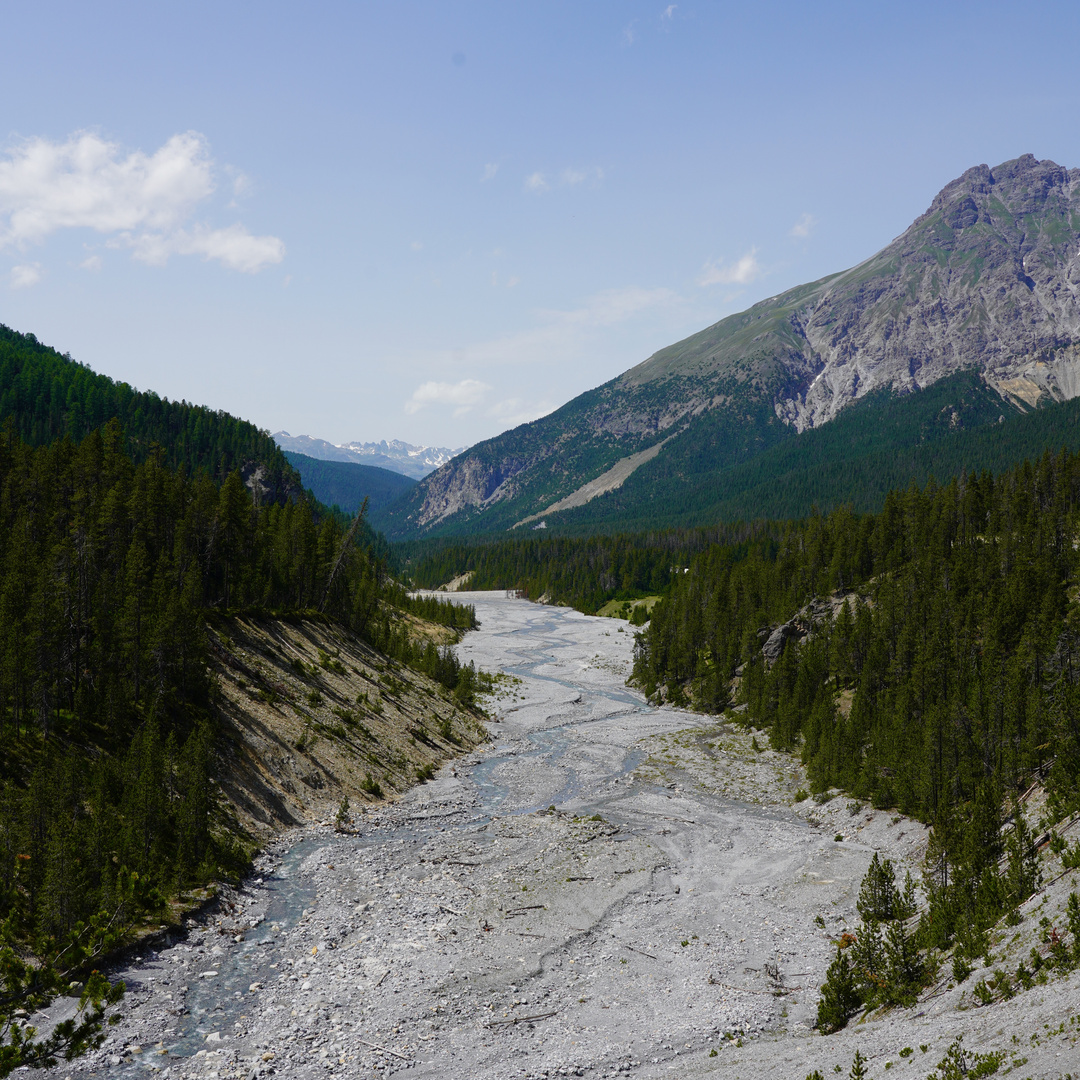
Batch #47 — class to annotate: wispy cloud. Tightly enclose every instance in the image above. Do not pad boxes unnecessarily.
[699,249,761,286]
[123,224,285,273]
[79,254,102,272]
[410,286,680,375]
[410,240,423,251]
[621,21,637,46]
[486,396,554,427]
[0,130,284,273]
[9,263,42,288]
[560,166,604,187]
[525,166,603,194]
[661,4,677,20]
[790,213,817,239]
[481,163,499,182]
[537,285,679,328]
[405,378,491,416]
[397,286,685,436]
[404,379,551,426]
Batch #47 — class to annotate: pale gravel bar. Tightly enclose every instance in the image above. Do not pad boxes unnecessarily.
[60,592,1080,1080]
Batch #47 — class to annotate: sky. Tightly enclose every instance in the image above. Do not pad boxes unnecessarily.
[3,1,1080,450]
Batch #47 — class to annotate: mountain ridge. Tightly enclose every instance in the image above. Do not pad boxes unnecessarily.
[274,431,463,479]
[380,154,1080,539]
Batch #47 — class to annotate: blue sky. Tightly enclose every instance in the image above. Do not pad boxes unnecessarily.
[3,0,1079,448]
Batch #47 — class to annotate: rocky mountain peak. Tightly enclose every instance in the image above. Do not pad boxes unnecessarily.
[914,154,1073,233]
[382,155,1080,538]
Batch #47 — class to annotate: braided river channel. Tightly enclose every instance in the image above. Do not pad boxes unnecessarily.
[67,591,1035,1080]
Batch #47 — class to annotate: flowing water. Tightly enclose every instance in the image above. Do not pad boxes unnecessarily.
[142,595,654,1067]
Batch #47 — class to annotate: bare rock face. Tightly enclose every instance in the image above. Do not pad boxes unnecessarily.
[387,155,1080,537]
[778,154,1080,429]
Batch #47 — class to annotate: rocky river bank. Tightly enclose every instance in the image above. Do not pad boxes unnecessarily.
[57,593,1080,1080]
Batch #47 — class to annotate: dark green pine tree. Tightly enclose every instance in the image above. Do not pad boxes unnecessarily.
[816,947,861,1033]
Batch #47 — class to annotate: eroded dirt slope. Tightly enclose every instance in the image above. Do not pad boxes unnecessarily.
[208,614,486,837]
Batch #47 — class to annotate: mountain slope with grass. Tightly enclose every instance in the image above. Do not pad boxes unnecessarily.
[380,154,1080,539]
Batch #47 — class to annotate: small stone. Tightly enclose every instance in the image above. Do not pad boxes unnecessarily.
[200,970,219,978]
[205,1031,222,1043]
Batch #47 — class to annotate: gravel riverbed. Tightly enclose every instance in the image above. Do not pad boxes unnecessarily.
[58,593,1080,1080]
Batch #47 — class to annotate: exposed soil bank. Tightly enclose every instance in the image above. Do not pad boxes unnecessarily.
[209,613,485,837]
[61,594,1079,1079]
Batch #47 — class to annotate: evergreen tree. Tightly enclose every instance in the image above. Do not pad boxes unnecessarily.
[816,947,861,1033]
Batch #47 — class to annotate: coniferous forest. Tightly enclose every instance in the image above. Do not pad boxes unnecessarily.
[410,447,1080,1010]
[0,328,486,1072]
[0,417,482,930]
[8,316,1080,1064]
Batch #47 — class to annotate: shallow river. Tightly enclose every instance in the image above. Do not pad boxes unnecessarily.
[68,592,974,1080]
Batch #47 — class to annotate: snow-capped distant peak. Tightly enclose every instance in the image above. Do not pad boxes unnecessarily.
[273,432,465,480]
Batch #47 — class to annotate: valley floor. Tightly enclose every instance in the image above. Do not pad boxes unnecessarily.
[60,594,1080,1080]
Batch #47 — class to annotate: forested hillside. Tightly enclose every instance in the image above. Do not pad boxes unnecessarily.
[404,525,767,612]
[392,371,1080,536]
[0,324,297,499]
[0,422,354,928]
[0,330,484,1069]
[632,450,1080,968]
[284,449,415,515]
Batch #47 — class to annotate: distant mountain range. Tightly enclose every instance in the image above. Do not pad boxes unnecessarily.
[375,154,1080,539]
[273,432,463,480]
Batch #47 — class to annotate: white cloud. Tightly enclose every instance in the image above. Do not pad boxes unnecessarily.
[9,263,42,288]
[79,254,102,272]
[506,275,520,288]
[526,167,603,194]
[662,5,677,19]
[790,213,817,239]
[486,396,554,427]
[481,163,499,182]
[229,170,252,199]
[621,22,637,46]
[540,285,679,328]
[410,240,423,251]
[0,130,284,272]
[405,378,491,415]
[418,286,680,373]
[131,224,285,273]
[560,166,604,187]
[699,249,761,286]
[394,285,686,439]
